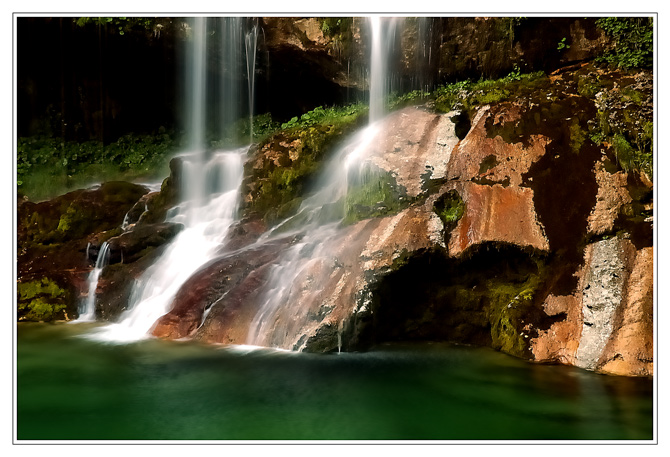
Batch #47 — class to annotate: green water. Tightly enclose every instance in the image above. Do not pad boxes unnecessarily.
[16,322,653,441]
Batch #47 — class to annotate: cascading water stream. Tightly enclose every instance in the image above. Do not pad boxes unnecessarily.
[88,17,256,342]
[75,242,110,322]
[246,17,400,348]
[92,150,245,342]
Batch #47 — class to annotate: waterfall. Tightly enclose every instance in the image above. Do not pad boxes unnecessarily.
[369,17,400,123]
[246,17,400,349]
[88,17,254,342]
[92,150,245,342]
[76,242,110,322]
[245,23,258,142]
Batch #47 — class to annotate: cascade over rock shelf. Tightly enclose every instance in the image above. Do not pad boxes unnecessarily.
[16,17,653,378]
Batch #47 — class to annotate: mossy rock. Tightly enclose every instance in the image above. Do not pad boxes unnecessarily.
[17,277,71,322]
[357,243,549,358]
[244,112,368,225]
[18,181,149,247]
[343,166,410,224]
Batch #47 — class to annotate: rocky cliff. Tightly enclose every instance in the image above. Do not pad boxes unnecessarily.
[16,18,653,377]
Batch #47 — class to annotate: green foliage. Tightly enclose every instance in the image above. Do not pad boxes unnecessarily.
[497,17,526,47]
[75,17,164,36]
[17,131,177,201]
[557,37,571,51]
[433,69,546,113]
[280,103,367,131]
[217,112,282,147]
[319,17,353,37]
[388,90,431,111]
[318,17,354,58]
[595,17,653,69]
[611,133,651,176]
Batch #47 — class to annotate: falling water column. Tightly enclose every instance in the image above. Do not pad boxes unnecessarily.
[183,17,208,218]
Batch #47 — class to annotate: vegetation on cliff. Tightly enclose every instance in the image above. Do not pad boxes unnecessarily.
[595,17,653,70]
[243,102,368,224]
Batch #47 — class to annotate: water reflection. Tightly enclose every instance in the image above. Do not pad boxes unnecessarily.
[16,323,653,441]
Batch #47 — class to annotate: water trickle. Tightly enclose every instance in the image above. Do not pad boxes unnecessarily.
[245,23,259,142]
[120,213,130,231]
[76,242,110,322]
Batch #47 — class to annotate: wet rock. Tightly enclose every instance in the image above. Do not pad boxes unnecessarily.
[94,246,168,321]
[574,237,627,371]
[446,182,549,256]
[598,246,653,376]
[106,222,184,264]
[447,105,549,186]
[152,237,291,341]
[364,107,458,197]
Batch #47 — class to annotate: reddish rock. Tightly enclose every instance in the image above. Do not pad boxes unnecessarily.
[531,294,582,366]
[447,182,549,256]
[530,236,653,377]
[366,107,458,197]
[151,237,291,340]
[447,105,549,187]
[587,161,632,236]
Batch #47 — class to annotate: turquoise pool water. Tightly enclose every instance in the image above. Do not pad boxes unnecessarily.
[16,322,654,441]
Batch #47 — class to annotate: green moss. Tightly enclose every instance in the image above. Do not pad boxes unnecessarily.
[433,70,547,114]
[247,104,368,225]
[621,87,644,105]
[569,120,586,153]
[486,277,541,357]
[343,168,408,224]
[364,243,549,358]
[17,278,68,322]
[433,190,465,231]
[577,75,604,98]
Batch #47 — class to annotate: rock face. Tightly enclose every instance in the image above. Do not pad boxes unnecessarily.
[16,20,653,378]
[16,182,150,321]
[142,72,653,377]
[532,236,653,376]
